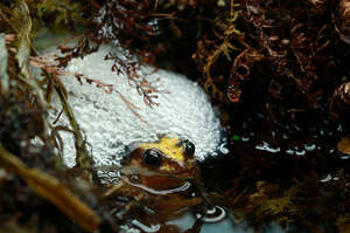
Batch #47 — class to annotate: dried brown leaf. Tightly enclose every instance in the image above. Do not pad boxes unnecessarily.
[337,136,350,155]
[0,144,101,233]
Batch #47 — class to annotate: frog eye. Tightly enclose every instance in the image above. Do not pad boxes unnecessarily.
[182,139,195,157]
[142,148,163,166]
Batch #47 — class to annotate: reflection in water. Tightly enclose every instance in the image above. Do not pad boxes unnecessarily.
[196,206,226,223]
[166,211,286,233]
[255,141,281,153]
[131,219,161,233]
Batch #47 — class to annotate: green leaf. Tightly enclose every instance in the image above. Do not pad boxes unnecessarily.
[0,33,9,94]
[36,0,84,28]
[14,0,32,78]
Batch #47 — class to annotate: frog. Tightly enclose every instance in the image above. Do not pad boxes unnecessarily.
[119,136,200,191]
[104,136,202,195]
[103,136,205,229]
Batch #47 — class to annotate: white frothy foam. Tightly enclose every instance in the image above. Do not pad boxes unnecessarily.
[51,45,224,168]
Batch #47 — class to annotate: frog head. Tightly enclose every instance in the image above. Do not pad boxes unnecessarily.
[120,136,200,191]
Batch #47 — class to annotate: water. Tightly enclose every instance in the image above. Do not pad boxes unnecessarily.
[127,210,287,233]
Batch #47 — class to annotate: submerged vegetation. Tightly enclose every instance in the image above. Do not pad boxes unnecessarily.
[1,0,350,232]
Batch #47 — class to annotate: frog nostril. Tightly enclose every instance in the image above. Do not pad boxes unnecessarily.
[182,139,195,157]
[142,148,163,166]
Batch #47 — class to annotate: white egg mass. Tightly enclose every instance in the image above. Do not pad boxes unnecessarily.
[51,45,225,169]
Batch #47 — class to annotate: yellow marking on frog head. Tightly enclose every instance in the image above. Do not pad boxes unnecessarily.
[139,137,185,163]
[124,136,199,183]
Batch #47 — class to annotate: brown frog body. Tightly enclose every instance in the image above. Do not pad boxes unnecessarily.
[103,136,228,233]
[104,136,203,211]
[104,136,204,231]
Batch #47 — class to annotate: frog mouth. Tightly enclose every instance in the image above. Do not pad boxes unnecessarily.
[117,170,193,195]
[119,161,197,180]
